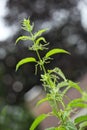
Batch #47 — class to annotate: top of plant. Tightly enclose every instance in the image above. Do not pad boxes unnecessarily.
[16,18,70,72]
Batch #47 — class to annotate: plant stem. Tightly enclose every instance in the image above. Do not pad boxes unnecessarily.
[30,31,47,74]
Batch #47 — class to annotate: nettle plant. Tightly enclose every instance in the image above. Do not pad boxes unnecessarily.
[16,18,87,130]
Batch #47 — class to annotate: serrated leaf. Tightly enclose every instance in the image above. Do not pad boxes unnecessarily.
[22,18,34,32]
[36,37,46,44]
[57,81,69,89]
[16,36,32,44]
[68,80,82,93]
[56,68,66,81]
[30,114,48,130]
[34,29,47,39]
[36,97,48,106]
[16,57,36,71]
[75,115,87,125]
[45,48,70,58]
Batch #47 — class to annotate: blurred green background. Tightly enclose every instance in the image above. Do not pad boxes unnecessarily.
[0,102,34,130]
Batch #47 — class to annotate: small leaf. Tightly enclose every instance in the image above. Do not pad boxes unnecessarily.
[57,81,69,89]
[45,48,70,58]
[55,68,66,81]
[36,37,46,44]
[36,97,48,106]
[34,29,47,39]
[16,57,36,71]
[30,114,48,130]
[16,36,32,44]
[75,115,87,125]
[22,18,34,32]
[68,80,82,93]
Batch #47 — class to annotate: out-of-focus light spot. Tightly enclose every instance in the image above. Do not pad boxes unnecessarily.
[67,34,79,45]
[69,0,78,5]
[3,74,13,85]
[6,44,16,53]
[52,9,69,22]
[7,93,16,103]
[0,0,9,17]
[0,19,18,41]
[51,9,69,27]
[35,0,46,13]
[76,40,87,54]
[70,7,80,23]
[0,0,18,41]
[12,81,23,92]
[0,48,7,59]
[41,9,69,31]
[41,21,53,31]
[77,0,87,31]
[5,56,16,67]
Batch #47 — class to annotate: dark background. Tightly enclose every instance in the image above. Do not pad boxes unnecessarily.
[0,0,87,104]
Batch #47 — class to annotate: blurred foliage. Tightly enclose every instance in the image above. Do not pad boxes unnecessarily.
[0,100,39,130]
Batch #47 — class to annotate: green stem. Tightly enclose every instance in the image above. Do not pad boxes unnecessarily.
[30,31,46,74]
[36,50,46,74]
[29,29,66,123]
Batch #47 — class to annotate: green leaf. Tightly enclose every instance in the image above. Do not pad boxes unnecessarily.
[56,126,66,130]
[45,127,56,130]
[82,92,87,101]
[68,101,87,108]
[45,126,66,130]
[36,37,46,44]
[30,114,48,130]
[74,103,87,108]
[55,68,66,81]
[34,29,47,39]
[22,18,34,32]
[57,81,69,89]
[65,121,77,130]
[16,36,32,44]
[45,48,70,58]
[68,80,82,94]
[16,57,36,71]
[79,121,87,130]
[36,97,48,106]
[75,115,87,125]
[67,98,82,108]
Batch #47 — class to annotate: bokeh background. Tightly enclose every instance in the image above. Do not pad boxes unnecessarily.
[0,0,87,129]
